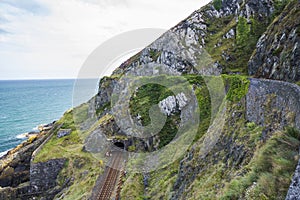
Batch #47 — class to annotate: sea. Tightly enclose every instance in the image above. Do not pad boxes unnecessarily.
[0,79,98,156]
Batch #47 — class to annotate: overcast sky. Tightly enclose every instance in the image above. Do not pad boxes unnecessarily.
[0,0,211,80]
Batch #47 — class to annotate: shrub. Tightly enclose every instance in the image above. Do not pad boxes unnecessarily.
[213,0,222,11]
[222,75,250,102]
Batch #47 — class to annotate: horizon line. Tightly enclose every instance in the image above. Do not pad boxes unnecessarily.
[0,77,100,81]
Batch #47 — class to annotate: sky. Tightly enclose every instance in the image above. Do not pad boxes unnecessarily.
[0,0,211,80]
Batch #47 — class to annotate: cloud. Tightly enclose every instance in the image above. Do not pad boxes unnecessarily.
[0,0,49,15]
[0,0,211,80]
[0,15,8,23]
[0,29,9,34]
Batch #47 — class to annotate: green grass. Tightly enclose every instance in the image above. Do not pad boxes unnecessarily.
[185,99,260,199]
[204,7,270,75]
[222,74,250,102]
[272,0,290,19]
[129,80,181,149]
[213,0,222,11]
[149,72,300,199]
[120,173,145,200]
[123,75,218,199]
[73,103,89,124]
[149,49,162,61]
[55,155,103,200]
[129,82,174,126]
[177,94,299,200]
[96,102,110,116]
[129,75,203,149]
[128,75,217,149]
[121,75,214,199]
[146,161,180,200]
[184,75,212,142]
[221,127,300,200]
[36,73,298,200]
[33,105,105,199]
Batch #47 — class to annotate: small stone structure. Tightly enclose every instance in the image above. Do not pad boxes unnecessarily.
[57,129,72,138]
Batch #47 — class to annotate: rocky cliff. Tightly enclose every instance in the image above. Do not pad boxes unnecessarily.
[112,0,278,76]
[248,1,300,82]
[0,0,299,199]
[169,78,300,199]
[0,123,69,200]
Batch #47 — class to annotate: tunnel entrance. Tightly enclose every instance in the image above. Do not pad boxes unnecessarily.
[114,142,125,149]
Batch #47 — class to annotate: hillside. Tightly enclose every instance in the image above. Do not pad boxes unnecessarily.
[0,0,299,199]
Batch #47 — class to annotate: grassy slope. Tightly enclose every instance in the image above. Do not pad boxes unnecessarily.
[120,74,211,199]
[32,74,299,200]
[120,173,145,199]
[120,75,300,200]
[33,104,106,199]
[185,95,299,199]
[220,127,300,199]
[32,1,297,199]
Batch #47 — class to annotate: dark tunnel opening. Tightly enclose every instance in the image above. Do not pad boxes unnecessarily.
[114,141,125,149]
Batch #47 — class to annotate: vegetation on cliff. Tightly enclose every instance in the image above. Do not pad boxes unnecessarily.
[33,105,104,199]
[1,0,299,199]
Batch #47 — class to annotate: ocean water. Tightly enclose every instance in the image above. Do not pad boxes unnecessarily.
[0,79,98,156]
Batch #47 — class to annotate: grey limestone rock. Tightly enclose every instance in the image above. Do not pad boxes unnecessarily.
[30,158,66,192]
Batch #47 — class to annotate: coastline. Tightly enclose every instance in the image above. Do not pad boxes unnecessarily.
[0,122,56,160]
[0,79,76,157]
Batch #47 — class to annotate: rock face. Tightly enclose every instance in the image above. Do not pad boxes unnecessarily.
[248,1,300,82]
[83,114,156,152]
[246,78,300,199]
[158,93,188,116]
[159,96,177,116]
[96,1,299,199]
[111,0,275,77]
[84,115,115,153]
[1,157,68,200]
[0,136,46,188]
[92,0,282,124]
[88,0,283,154]
[0,0,299,199]
[211,0,274,19]
[30,158,66,192]
[246,78,300,131]
[171,78,300,199]
[0,122,70,200]
[0,130,63,199]
[95,77,118,114]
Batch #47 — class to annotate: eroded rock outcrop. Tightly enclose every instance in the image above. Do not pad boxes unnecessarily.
[0,135,46,188]
[171,78,300,199]
[158,92,188,116]
[111,0,278,78]
[30,158,66,192]
[1,0,299,199]
[248,1,300,82]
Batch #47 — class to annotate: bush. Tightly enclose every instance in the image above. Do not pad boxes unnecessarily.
[128,145,136,152]
[246,122,257,131]
[286,126,300,140]
[222,75,250,102]
[213,0,222,11]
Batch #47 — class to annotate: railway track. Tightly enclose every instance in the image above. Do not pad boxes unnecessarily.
[96,151,124,200]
